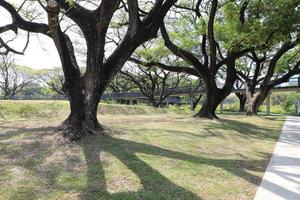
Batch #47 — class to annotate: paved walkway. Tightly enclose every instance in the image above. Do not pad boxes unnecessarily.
[254,116,300,200]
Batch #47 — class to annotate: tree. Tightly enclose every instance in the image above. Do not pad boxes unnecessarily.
[160,0,250,119]
[0,54,32,99]
[132,0,258,119]
[233,0,300,116]
[0,0,178,139]
[40,68,66,96]
[238,46,300,116]
[135,0,300,118]
[234,79,247,112]
[108,73,136,93]
[121,64,182,107]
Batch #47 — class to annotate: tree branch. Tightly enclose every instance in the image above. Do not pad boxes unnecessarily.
[129,57,200,77]
[160,22,207,75]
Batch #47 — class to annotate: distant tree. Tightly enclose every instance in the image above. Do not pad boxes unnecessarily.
[15,82,46,99]
[121,64,182,107]
[280,93,300,114]
[108,73,136,93]
[238,46,300,116]
[0,54,33,99]
[234,79,247,112]
[40,68,66,96]
[136,0,300,118]
[131,0,259,118]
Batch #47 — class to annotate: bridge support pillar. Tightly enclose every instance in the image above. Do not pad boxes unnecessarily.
[129,99,133,105]
[220,101,224,114]
[190,97,194,111]
[266,93,271,115]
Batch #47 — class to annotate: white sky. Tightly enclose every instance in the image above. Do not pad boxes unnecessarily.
[1,5,61,69]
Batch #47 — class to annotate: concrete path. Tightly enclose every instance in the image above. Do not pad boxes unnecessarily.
[254,116,300,200]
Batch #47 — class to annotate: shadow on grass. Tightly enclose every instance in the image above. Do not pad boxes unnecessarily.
[78,132,271,199]
[0,118,280,200]
[213,119,281,140]
[112,115,281,141]
[218,112,287,122]
[0,126,56,139]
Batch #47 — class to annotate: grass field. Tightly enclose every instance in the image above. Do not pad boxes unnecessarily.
[0,100,286,200]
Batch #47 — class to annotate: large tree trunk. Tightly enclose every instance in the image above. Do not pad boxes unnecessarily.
[196,87,222,119]
[196,60,237,119]
[195,77,224,119]
[59,75,102,140]
[151,101,159,108]
[236,93,246,112]
[246,86,270,116]
[62,100,101,140]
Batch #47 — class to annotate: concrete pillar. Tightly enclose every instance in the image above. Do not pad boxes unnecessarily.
[297,100,300,116]
[266,93,271,115]
[189,95,195,111]
[220,101,224,114]
[190,99,194,111]
[129,99,133,105]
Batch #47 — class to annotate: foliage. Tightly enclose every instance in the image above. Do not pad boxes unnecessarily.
[280,93,300,114]
[276,46,300,74]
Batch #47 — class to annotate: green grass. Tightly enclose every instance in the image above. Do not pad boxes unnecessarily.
[0,100,191,122]
[0,100,286,199]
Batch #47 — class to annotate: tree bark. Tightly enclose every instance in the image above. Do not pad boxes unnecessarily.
[196,86,222,119]
[62,101,99,140]
[195,76,223,119]
[236,93,246,112]
[246,86,269,116]
[150,98,159,107]
[59,71,102,140]
[191,94,202,111]
[196,59,237,119]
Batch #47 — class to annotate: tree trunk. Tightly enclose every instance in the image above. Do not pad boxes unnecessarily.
[246,87,269,116]
[151,101,159,108]
[239,98,246,112]
[196,93,223,119]
[195,82,222,119]
[59,71,103,140]
[191,94,202,111]
[196,60,237,119]
[62,96,102,140]
[246,97,257,116]
[236,93,246,112]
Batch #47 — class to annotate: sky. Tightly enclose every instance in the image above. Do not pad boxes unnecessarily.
[1,5,61,69]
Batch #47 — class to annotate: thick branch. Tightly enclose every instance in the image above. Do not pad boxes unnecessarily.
[160,23,207,75]
[208,0,218,73]
[129,57,200,77]
[128,0,141,33]
[47,0,80,82]
[269,61,300,87]
[263,42,297,84]
[0,0,49,34]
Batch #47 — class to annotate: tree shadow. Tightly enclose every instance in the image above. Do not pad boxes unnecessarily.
[210,119,282,140]
[79,134,202,199]
[0,125,56,140]
[0,121,279,199]
[78,133,270,199]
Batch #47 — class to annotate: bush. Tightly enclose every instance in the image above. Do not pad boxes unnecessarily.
[281,94,299,114]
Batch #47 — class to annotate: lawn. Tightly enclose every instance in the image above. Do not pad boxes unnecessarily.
[0,100,285,200]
